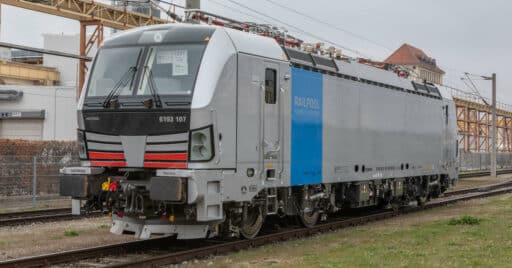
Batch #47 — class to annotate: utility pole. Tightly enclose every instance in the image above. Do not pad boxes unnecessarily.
[491,73,497,177]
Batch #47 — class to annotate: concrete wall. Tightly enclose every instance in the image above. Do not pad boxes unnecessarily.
[0,85,77,141]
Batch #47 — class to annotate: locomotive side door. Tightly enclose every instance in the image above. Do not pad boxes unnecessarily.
[261,61,283,180]
[236,54,285,183]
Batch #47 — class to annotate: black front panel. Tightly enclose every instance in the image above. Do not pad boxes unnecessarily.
[149,177,183,201]
[83,109,190,136]
[60,175,87,198]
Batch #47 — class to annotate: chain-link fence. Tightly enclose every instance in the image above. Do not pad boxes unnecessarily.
[0,154,79,208]
[458,151,512,171]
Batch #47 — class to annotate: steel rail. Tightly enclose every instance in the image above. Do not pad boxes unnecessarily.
[2,183,512,268]
[0,208,102,227]
[445,179,512,197]
[0,208,70,219]
[458,169,512,178]
[0,236,178,268]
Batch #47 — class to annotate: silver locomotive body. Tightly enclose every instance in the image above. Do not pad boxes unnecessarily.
[60,24,458,239]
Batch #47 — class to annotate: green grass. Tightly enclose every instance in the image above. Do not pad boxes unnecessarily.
[211,194,512,268]
[448,215,482,225]
[63,230,79,237]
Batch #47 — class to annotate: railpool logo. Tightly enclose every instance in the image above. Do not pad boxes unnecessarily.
[294,96,320,110]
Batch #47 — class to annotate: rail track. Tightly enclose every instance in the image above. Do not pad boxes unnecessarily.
[0,170,504,228]
[458,168,512,178]
[0,208,102,227]
[2,180,512,268]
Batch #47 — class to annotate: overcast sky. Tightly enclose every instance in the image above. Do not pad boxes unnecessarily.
[1,0,510,103]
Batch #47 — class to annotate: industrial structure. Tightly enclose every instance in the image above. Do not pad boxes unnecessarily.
[451,89,512,153]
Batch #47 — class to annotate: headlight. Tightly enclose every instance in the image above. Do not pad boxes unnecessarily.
[77,130,88,159]
[189,126,214,161]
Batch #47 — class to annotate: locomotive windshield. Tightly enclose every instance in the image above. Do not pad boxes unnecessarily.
[86,47,143,97]
[137,44,205,96]
[85,44,206,98]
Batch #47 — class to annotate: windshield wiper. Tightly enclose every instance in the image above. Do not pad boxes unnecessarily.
[147,70,162,108]
[140,66,162,108]
[102,66,137,108]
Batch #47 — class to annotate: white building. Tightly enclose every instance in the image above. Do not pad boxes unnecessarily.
[43,33,80,87]
[42,33,97,87]
[0,85,77,141]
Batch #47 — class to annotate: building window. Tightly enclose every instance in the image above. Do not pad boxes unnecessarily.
[265,68,277,104]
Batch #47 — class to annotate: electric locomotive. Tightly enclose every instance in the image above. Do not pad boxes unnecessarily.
[60,24,458,239]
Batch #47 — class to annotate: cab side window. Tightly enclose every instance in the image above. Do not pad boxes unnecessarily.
[265,68,277,104]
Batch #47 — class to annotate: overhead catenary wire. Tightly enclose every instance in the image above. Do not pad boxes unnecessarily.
[261,0,393,52]
[208,0,274,25]
[155,0,185,9]
[222,0,368,58]
[462,72,489,105]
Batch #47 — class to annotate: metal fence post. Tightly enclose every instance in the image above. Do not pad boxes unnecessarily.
[32,155,37,206]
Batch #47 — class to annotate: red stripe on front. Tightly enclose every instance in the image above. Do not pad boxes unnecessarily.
[89,151,125,160]
[144,162,187,168]
[144,153,188,161]
[90,161,127,167]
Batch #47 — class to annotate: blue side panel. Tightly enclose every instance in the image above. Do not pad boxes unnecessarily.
[291,67,323,186]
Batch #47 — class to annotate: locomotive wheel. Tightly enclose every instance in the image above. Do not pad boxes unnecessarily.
[416,194,428,206]
[417,177,430,206]
[239,205,264,239]
[299,208,319,228]
[297,188,320,228]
